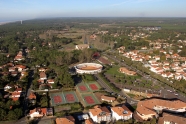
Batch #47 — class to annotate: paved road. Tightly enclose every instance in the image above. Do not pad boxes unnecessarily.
[104,52,186,102]
[15,70,34,124]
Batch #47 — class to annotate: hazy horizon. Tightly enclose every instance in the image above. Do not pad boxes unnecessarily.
[1,0,186,22]
[1,16,186,24]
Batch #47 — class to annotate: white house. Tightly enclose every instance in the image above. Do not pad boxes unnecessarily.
[4,84,12,91]
[111,105,132,121]
[47,79,54,84]
[161,72,174,78]
[89,106,111,123]
[174,73,182,80]
[9,67,15,72]
[29,108,53,118]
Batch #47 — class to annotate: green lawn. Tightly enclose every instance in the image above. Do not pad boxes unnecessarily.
[105,66,125,76]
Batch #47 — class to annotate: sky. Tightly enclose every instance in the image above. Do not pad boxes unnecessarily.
[0,0,186,22]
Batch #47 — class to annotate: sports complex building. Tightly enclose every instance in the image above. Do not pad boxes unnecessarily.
[74,63,103,74]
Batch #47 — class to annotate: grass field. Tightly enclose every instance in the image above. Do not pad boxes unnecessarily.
[105,66,125,76]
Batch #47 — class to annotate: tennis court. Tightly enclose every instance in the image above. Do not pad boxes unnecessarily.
[81,93,100,107]
[50,92,66,106]
[77,83,90,93]
[63,91,79,103]
[86,81,100,91]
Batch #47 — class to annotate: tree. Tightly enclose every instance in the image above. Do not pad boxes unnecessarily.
[14,108,23,119]
[7,110,17,120]
[0,108,7,121]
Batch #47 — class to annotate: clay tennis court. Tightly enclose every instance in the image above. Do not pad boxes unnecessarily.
[63,91,79,103]
[77,83,90,93]
[89,84,98,90]
[84,96,95,104]
[66,94,75,102]
[54,95,62,103]
[81,93,100,106]
[50,92,66,106]
[79,85,87,91]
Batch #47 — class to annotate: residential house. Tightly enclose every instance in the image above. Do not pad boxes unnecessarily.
[47,79,54,84]
[111,105,133,121]
[56,116,75,124]
[28,92,36,100]
[163,66,170,71]
[38,68,46,72]
[90,34,97,40]
[172,53,180,59]
[150,62,159,66]
[15,65,26,72]
[11,92,21,101]
[174,73,182,80]
[119,67,136,76]
[154,56,160,61]
[135,98,186,121]
[4,84,12,91]
[148,59,157,64]
[150,67,164,74]
[14,51,24,61]
[11,71,18,77]
[89,106,111,123]
[182,73,186,80]
[15,88,22,93]
[40,72,47,80]
[158,113,186,124]
[160,50,167,54]
[117,46,125,54]
[29,108,53,118]
[161,72,174,78]
[85,118,94,124]
[141,46,147,50]
[166,54,171,60]
[101,95,115,103]
[9,67,15,72]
